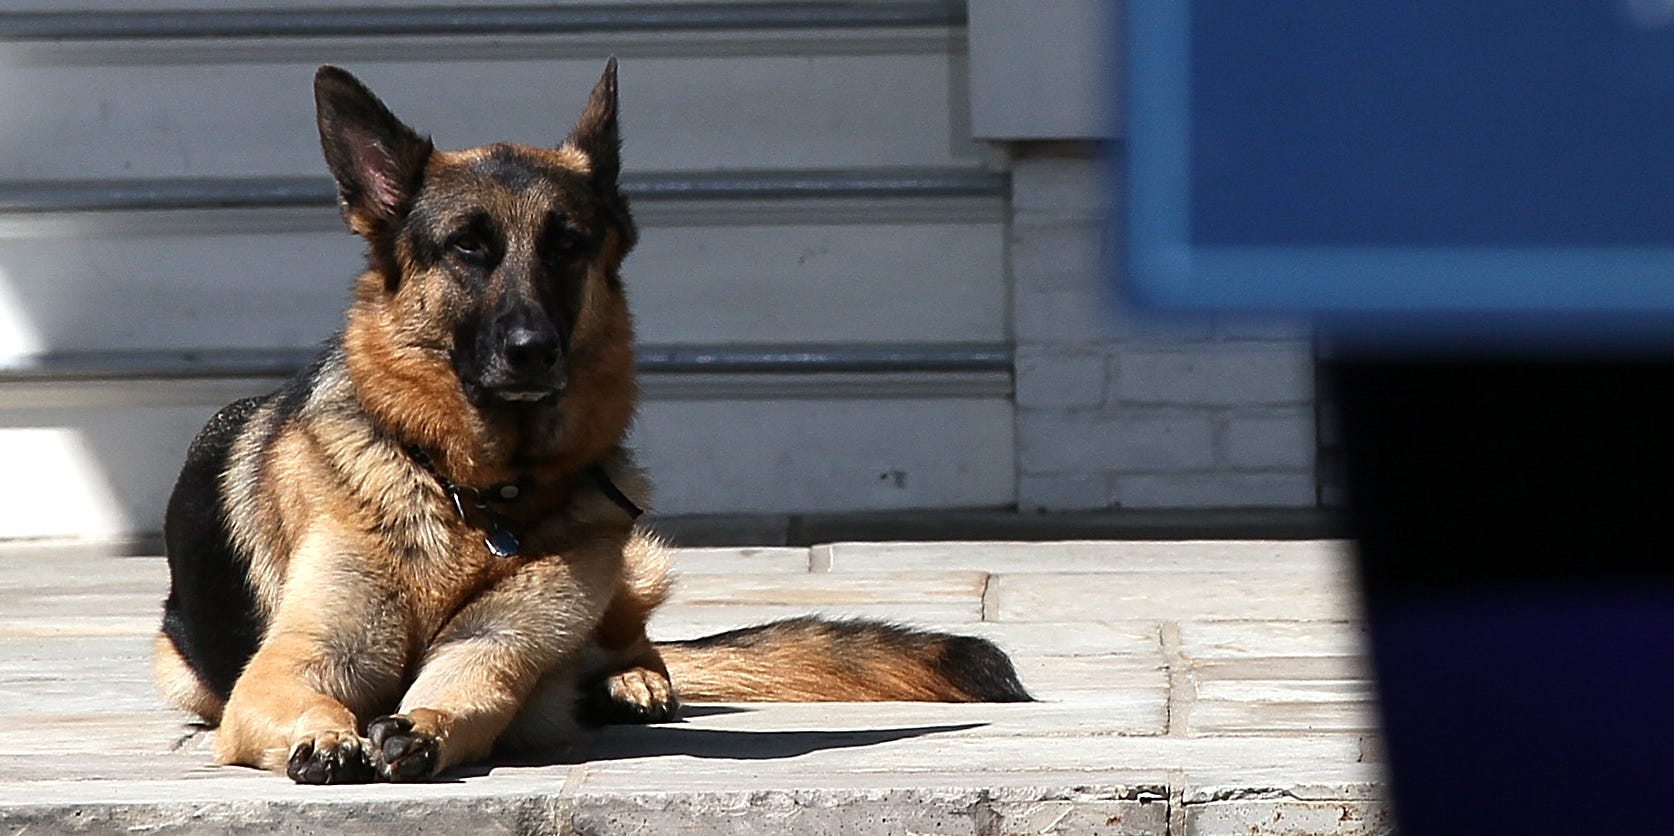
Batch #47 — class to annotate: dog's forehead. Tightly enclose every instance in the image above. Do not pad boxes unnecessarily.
[458,143,591,187]
[421,143,597,224]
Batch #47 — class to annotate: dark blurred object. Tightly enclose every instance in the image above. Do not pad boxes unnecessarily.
[1129,3,1674,830]
[1328,358,1674,834]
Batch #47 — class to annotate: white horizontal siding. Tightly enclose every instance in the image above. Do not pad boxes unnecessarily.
[0,403,205,540]
[0,49,976,179]
[623,220,1005,344]
[5,0,901,12]
[633,396,1015,514]
[0,204,1004,354]
[0,0,1022,538]
[0,382,1013,537]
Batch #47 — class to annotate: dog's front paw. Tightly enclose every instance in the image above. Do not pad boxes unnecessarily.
[367,714,440,782]
[286,730,375,785]
[582,666,680,725]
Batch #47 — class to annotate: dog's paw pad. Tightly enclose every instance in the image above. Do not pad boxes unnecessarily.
[286,731,374,785]
[367,714,439,782]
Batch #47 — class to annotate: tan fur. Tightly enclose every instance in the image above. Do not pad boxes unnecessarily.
[587,533,676,715]
[151,634,224,725]
[663,627,980,703]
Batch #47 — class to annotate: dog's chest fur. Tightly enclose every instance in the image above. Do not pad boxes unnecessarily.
[223,349,622,653]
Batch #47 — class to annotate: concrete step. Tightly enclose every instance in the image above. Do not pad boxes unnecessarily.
[0,539,1390,834]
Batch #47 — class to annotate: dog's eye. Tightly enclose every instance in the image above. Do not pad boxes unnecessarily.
[450,233,488,261]
[541,230,583,269]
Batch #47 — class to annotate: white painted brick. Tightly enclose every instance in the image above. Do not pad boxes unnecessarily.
[1113,310,1218,344]
[1111,345,1315,406]
[1102,263,1219,345]
[1018,410,1215,473]
[1011,224,1213,344]
[1218,409,1318,470]
[1014,286,1121,344]
[1115,473,1318,509]
[1017,471,1114,512]
[1017,413,1107,474]
[1106,413,1218,472]
[1014,347,1108,408]
[1011,217,1111,291]
[1011,152,1113,220]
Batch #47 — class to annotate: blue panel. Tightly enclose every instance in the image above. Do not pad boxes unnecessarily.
[1126,1,1674,329]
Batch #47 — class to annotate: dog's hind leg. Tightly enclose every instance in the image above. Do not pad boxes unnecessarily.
[576,530,677,725]
[151,632,226,725]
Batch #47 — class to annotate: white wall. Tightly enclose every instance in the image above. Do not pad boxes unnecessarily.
[967,1,1322,511]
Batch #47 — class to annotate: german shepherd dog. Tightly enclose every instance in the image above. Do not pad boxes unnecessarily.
[151,60,1030,784]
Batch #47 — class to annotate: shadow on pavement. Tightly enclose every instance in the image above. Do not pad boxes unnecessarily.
[462,722,986,774]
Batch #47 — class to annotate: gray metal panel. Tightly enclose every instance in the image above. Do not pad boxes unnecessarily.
[0,3,966,40]
[0,170,1007,213]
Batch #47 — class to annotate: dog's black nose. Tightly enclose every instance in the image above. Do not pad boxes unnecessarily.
[501,326,560,373]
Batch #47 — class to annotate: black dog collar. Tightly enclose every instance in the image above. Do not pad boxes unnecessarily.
[404,445,642,558]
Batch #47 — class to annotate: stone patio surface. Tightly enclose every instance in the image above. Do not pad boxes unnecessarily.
[0,539,1390,835]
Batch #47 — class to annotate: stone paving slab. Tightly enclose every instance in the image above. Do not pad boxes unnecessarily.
[815,540,1348,574]
[648,602,991,631]
[670,547,814,574]
[950,621,1165,657]
[667,571,991,607]
[1194,656,1370,684]
[1179,620,1372,659]
[986,571,1360,623]
[0,540,1390,834]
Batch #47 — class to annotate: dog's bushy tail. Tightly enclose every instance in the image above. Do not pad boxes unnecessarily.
[657,617,1032,703]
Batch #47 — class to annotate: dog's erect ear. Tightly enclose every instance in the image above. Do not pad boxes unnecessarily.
[563,57,621,187]
[314,66,434,236]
